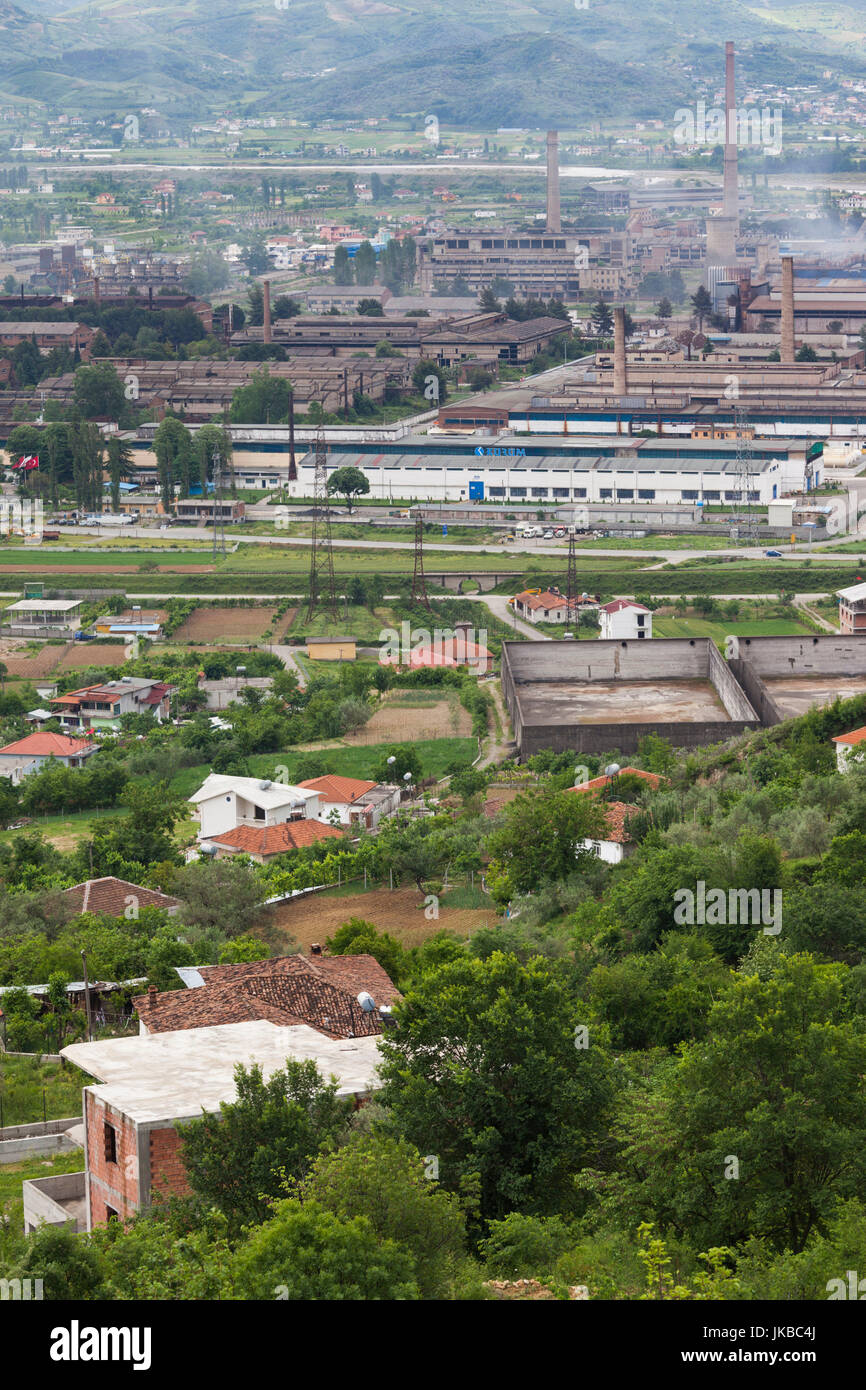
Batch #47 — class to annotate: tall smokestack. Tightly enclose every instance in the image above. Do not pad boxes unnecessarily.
[613,307,627,397]
[546,130,561,233]
[263,279,272,345]
[781,255,795,362]
[92,275,100,306]
[706,41,738,265]
[723,41,738,226]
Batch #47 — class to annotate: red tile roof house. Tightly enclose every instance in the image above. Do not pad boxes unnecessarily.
[0,731,97,785]
[567,766,669,796]
[57,1020,385,1230]
[51,677,175,732]
[511,589,569,624]
[59,877,181,918]
[202,818,345,863]
[832,726,866,773]
[133,951,400,1040]
[580,800,643,865]
[299,774,402,830]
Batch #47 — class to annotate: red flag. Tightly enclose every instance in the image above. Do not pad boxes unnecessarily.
[13,454,39,471]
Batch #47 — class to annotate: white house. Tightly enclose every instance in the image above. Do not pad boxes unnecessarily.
[0,731,97,785]
[598,599,653,640]
[188,773,321,842]
[298,774,401,830]
[511,589,569,624]
[580,801,641,865]
[832,726,866,773]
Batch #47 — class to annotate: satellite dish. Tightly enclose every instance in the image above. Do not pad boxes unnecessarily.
[604,763,621,777]
[357,991,376,1012]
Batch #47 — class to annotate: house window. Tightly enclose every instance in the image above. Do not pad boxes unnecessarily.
[104,1122,117,1165]
[254,805,266,820]
[105,1204,118,1222]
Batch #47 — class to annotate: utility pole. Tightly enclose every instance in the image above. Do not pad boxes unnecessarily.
[212,446,226,560]
[566,527,579,626]
[306,419,338,620]
[287,387,297,485]
[411,512,432,610]
[80,949,92,1043]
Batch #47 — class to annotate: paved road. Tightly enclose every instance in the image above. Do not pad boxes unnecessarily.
[33,523,866,566]
[460,591,553,640]
[269,644,309,689]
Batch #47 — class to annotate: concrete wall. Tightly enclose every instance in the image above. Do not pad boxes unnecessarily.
[707,641,759,721]
[734,633,866,676]
[22,1171,86,1234]
[729,657,783,726]
[502,638,760,757]
[0,1116,81,1165]
[517,717,754,757]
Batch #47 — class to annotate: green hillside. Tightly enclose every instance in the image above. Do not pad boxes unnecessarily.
[2,0,865,123]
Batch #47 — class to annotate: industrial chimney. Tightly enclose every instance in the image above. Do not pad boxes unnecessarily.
[613,307,627,397]
[546,130,561,233]
[722,41,739,227]
[706,40,738,265]
[262,278,272,345]
[780,255,795,362]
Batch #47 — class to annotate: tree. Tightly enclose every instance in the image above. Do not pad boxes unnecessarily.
[179,1060,352,1232]
[247,281,264,327]
[353,240,377,286]
[231,1199,418,1299]
[326,465,370,512]
[72,363,125,420]
[607,954,866,1253]
[325,918,405,983]
[486,788,607,903]
[152,417,192,514]
[229,367,291,425]
[591,300,613,337]
[796,344,818,362]
[356,297,384,317]
[373,745,422,783]
[184,250,231,298]
[299,1133,470,1299]
[411,358,447,403]
[172,859,267,939]
[333,244,353,286]
[691,286,712,329]
[106,435,134,512]
[88,782,183,873]
[478,287,501,312]
[657,297,673,319]
[378,951,616,1224]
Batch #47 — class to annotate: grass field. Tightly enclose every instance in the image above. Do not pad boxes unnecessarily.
[0,806,125,852]
[168,737,477,799]
[652,616,813,643]
[0,1151,84,1229]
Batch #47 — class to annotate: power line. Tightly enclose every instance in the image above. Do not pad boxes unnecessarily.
[211,446,226,560]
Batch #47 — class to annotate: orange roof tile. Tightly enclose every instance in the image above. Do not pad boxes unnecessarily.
[0,731,96,757]
[299,774,377,802]
[207,820,345,857]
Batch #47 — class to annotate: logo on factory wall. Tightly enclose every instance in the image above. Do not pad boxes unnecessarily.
[673,101,783,157]
[473,446,526,457]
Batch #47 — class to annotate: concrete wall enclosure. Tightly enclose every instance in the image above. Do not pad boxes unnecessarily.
[502,636,866,757]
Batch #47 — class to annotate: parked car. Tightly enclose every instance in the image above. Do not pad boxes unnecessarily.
[765,549,782,558]
[554,527,566,537]
[543,529,554,539]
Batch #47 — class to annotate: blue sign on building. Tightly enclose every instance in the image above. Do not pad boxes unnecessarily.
[468,480,485,499]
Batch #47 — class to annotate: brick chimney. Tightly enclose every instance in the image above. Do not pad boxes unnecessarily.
[310,942,322,956]
[92,275,100,306]
[263,279,272,345]
[613,307,627,396]
[147,984,157,1004]
[546,130,561,234]
[780,255,795,362]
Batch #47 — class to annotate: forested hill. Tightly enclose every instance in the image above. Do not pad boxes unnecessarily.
[4,0,866,125]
